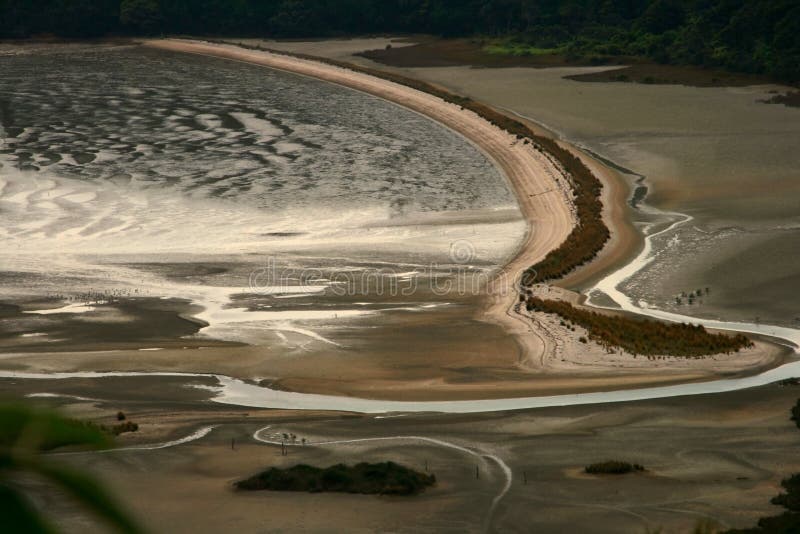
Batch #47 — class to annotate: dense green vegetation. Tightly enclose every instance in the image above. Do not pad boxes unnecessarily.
[585,460,644,475]
[771,474,800,513]
[235,461,436,495]
[1,1,797,83]
[0,403,141,533]
[525,297,753,356]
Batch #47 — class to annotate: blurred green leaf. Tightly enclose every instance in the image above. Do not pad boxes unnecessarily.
[0,403,111,452]
[0,402,141,533]
[0,482,54,534]
[32,461,142,534]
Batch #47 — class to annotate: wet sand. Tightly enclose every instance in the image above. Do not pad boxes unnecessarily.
[0,38,786,402]
[128,39,785,397]
[16,379,800,533]
[4,38,799,534]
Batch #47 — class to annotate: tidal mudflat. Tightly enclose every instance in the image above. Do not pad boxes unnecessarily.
[0,42,527,374]
[3,40,786,403]
[8,375,800,533]
[342,48,800,331]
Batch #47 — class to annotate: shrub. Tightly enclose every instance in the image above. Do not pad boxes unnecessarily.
[235,462,435,495]
[526,297,752,357]
[585,461,644,475]
[110,421,139,436]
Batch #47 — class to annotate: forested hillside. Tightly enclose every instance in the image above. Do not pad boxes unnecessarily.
[1,0,798,82]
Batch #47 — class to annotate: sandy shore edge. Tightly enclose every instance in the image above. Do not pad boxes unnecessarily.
[2,38,778,401]
[144,38,578,365]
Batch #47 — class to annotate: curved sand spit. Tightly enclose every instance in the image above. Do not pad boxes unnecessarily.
[142,40,785,386]
[145,38,575,366]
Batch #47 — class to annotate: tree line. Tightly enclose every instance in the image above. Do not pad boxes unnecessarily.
[0,0,797,83]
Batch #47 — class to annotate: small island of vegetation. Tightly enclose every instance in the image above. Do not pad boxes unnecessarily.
[526,297,753,357]
[235,461,436,496]
[585,461,645,475]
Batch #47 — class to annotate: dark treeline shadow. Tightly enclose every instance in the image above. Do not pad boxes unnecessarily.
[0,1,797,83]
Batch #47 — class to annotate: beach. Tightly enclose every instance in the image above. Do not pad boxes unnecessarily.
[3,37,799,534]
[133,39,787,397]
[0,38,790,402]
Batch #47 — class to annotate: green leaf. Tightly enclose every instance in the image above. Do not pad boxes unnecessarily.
[0,482,55,534]
[0,403,111,452]
[31,461,142,534]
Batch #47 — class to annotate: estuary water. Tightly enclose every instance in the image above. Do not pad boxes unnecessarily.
[0,44,524,348]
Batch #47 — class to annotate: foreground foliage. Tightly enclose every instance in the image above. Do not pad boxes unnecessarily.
[724,400,800,533]
[0,403,141,533]
[585,461,644,475]
[235,461,436,495]
[526,297,753,357]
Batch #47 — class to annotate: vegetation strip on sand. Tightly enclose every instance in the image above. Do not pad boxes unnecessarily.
[526,297,754,358]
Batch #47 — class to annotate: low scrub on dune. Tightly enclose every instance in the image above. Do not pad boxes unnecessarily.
[235,461,435,495]
[526,297,753,357]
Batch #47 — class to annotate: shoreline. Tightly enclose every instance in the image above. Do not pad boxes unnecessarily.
[498,109,642,291]
[0,38,789,403]
[144,38,578,371]
[114,39,791,394]
[155,40,792,391]
[0,349,798,411]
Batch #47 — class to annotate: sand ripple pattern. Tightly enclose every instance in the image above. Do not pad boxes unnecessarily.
[0,45,512,216]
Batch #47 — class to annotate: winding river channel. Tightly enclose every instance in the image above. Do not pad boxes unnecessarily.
[2,41,799,415]
[2,353,799,414]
